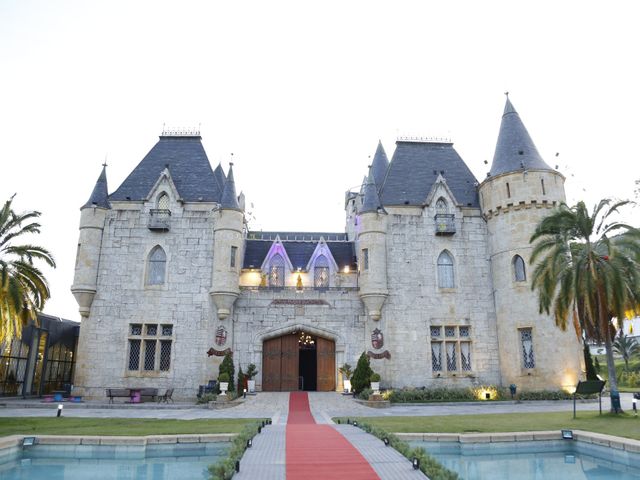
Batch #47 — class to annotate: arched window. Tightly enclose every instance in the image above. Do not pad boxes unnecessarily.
[147,246,167,285]
[435,197,448,214]
[437,251,455,288]
[513,255,526,282]
[157,193,170,210]
[268,254,285,287]
[314,255,330,288]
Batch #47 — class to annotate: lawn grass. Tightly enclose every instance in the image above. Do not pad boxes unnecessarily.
[0,417,262,437]
[337,411,640,440]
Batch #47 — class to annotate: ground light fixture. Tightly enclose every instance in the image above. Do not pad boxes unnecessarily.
[561,430,574,440]
[235,460,240,473]
[243,388,247,399]
[258,426,261,434]
[246,438,252,448]
[412,457,420,470]
[56,404,63,417]
[352,421,358,427]
[383,437,389,446]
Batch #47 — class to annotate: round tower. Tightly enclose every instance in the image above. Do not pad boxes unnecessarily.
[71,166,109,319]
[358,170,388,321]
[479,97,582,391]
[209,164,243,320]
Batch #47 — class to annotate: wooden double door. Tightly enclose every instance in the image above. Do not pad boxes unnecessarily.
[262,334,335,391]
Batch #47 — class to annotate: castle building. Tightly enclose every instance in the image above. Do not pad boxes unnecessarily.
[71,99,583,399]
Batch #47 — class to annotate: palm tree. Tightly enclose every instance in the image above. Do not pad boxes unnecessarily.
[613,332,640,371]
[0,196,55,344]
[530,199,640,411]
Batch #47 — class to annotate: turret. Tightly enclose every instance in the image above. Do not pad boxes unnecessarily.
[71,165,110,319]
[479,96,582,391]
[210,163,244,320]
[358,169,388,321]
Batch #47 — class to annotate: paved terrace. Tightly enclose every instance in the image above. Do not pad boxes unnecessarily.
[0,391,631,421]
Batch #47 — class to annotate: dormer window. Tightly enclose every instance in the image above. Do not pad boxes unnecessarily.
[149,193,171,231]
[268,254,285,288]
[435,197,455,235]
[314,255,330,289]
[436,197,448,214]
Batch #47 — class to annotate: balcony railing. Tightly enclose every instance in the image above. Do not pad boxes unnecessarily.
[435,214,455,235]
[241,286,359,292]
[148,209,171,231]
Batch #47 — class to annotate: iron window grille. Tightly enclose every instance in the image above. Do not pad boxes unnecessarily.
[431,325,472,375]
[520,328,535,369]
[362,249,369,270]
[128,340,141,371]
[268,254,285,287]
[127,323,173,374]
[435,214,456,235]
[230,246,238,268]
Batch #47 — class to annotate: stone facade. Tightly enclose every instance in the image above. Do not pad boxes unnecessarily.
[72,100,584,399]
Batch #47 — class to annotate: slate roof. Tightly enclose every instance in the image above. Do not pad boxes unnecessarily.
[220,164,240,210]
[243,232,356,270]
[360,169,383,214]
[370,141,389,188]
[379,141,480,208]
[110,136,222,202]
[82,165,110,209]
[490,98,552,177]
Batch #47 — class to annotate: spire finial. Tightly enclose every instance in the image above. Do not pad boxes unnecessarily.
[504,91,509,97]
[102,155,108,168]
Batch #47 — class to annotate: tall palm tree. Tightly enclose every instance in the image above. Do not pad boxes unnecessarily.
[530,199,640,411]
[0,196,55,344]
[613,332,640,371]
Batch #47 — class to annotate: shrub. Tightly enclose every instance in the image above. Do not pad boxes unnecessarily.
[341,420,459,480]
[357,388,373,400]
[594,357,601,374]
[584,343,599,381]
[218,373,230,383]
[218,352,235,393]
[245,363,258,380]
[351,352,373,395]
[196,393,217,404]
[237,366,245,396]
[338,363,353,380]
[370,372,381,382]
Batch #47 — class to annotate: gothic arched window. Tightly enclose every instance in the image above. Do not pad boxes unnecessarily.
[269,253,285,287]
[513,255,526,282]
[157,193,170,210]
[435,197,448,214]
[314,255,330,288]
[437,251,455,288]
[147,246,167,285]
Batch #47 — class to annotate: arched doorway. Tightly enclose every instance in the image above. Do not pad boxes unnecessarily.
[262,331,335,392]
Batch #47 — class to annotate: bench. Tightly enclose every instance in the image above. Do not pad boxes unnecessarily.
[106,388,131,404]
[139,388,158,402]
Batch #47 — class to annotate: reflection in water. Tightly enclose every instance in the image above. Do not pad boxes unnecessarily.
[410,440,640,480]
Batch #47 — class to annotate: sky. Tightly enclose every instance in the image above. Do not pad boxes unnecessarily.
[1,0,638,322]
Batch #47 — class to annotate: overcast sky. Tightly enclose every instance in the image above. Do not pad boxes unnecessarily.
[1,0,638,322]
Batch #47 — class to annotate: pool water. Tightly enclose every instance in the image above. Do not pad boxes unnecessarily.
[0,442,229,480]
[410,440,640,480]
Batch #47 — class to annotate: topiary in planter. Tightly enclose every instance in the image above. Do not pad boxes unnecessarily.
[370,373,381,382]
[351,352,373,395]
[218,352,235,393]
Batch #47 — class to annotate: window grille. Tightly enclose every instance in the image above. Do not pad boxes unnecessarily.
[144,340,156,371]
[314,255,330,288]
[362,248,369,270]
[431,342,442,372]
[437,251,455,288]
[430,326,442,337]
[230,246,237,268]
[160,341,172,371]
[128,340,141,370]
[513,255,526,282]
[147,246,167,285]
[436,197,448,214]
[459,326,470,337]
[146,324,158,336]
[446,342,458,371]
[161,325,173,336]
[131,324,142,335]
[461,342,472,371]
[445,326,456,337]
[520,328,535,368]
[157,193,170,210]
[269,254,285,287]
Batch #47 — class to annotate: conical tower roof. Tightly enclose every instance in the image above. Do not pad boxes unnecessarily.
[370,141,389,188]
[82,165,110,209]
[213,163,226,192]
[220,163,240,210]
[360,168,383,214]
[489,97,552,177]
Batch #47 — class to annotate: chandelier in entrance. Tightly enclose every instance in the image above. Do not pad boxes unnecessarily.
[298,331,315,347]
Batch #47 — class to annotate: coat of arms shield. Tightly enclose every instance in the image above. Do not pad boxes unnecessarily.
[215,326,227,346]
[371,328,384,350]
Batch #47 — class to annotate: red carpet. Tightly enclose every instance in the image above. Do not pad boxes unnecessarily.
[286,392,380,479]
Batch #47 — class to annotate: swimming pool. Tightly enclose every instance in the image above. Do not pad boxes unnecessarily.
[0,442,229,480]
[409,439,640,480]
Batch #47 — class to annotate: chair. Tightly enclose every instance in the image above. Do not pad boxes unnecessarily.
[158,388,174,403]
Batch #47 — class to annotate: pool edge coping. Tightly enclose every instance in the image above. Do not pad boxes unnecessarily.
[395,430,640,453]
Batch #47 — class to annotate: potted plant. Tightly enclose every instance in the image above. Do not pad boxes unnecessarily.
[245,364,258,394]
[370,372,381,394]
[338,363,353,393]
[218,373,230,396]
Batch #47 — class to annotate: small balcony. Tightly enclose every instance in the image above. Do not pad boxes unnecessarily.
[435,214,455,235]
[148,209,171,231]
